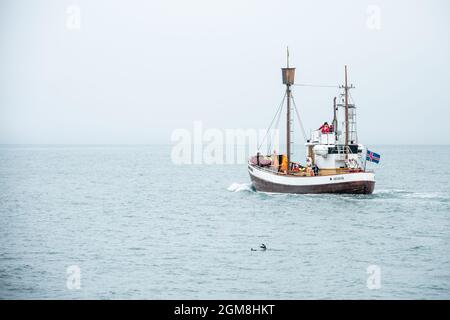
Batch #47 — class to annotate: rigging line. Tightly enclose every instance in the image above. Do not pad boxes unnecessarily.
[291,94,308,143]
[267,98,284,154]
[348,91,358,141]
[293,83,339,88]
[257,92,286,151]
[265,93,286,151]
[348,90,355,104]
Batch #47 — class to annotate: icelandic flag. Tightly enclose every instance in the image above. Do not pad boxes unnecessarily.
[366,150,380,164]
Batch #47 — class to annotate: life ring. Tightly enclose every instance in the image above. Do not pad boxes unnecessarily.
[347,158,358,169]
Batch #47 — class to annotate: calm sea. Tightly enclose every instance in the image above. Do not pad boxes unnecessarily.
[0,145,449,299]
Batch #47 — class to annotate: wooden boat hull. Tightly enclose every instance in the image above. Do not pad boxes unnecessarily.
[248,165,375,194]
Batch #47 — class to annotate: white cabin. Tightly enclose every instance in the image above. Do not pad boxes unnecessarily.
[306,130,365,169]
[305,97,366,170]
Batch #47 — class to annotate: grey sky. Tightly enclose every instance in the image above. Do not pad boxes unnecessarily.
[1,0,449,144]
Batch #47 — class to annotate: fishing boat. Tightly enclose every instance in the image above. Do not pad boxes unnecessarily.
[248,51,376,194]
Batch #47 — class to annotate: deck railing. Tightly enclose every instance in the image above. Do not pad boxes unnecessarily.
[249,162,373,176]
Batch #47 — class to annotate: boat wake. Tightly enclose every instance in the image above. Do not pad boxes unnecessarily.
[227,184,448,202]
[372,189,448,201]
[373,189,409,196]
[227,182,255,193]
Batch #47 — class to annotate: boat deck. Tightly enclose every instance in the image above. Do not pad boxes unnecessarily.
[250,164,373,177]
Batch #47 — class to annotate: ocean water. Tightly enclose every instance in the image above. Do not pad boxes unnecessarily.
[0,145,449,299]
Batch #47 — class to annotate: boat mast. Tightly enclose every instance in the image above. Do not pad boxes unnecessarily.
[286,51,291,167]
[333,96,337,134]
[344,65,349,159]
[338,66,355,161]
[281,48,295,168]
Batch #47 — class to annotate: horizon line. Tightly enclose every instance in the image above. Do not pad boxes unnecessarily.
[1,143,449,147]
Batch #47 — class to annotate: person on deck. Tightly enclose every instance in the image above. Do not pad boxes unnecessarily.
[312,165,319,176]
[319,122,330,134]
[329,124,334,133]
[271,150,279,171]
[280,155,288,173]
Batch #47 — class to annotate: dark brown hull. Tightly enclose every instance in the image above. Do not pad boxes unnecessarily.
[250,173,375,194]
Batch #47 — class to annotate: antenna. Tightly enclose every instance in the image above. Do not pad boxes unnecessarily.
[338,65,355,160]
[345,65,349,154]
[287,46,289,68]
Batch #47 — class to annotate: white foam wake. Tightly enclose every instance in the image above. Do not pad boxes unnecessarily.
[227,182,254,193]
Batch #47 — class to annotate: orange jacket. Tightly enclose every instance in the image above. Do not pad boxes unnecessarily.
[280,155,288,172]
